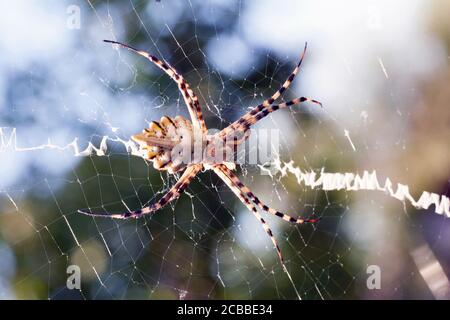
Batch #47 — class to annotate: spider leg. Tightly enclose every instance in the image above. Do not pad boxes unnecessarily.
[78,164,202,219]
[243,96,322,129]
[213,165,285,264]
[266,42,309,104]
[217,164,319,224]
[219,96,322,144]
[219,42,310,139]
[104,40,207,133]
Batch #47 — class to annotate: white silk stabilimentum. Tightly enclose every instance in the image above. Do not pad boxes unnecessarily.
[2,128,448,218]
[262,158,449,217]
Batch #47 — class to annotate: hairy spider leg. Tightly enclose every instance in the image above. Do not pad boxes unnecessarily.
[104,40,207,133]
[219,42,310,140]
[213,165,285,263]
[79,164,202,219]
[241,96,322,132]
[217,164,319,224]
[218,95,321,147]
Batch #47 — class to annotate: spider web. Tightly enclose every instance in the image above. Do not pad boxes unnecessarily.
[0,0,449,299]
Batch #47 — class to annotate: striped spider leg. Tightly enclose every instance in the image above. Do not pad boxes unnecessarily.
[213,164,319,263]
[219,42,322,143]
[80,165,202,219]
[79,40,322,264]
[103,40,207,133]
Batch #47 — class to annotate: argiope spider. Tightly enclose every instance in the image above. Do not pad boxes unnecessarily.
[79,39,322,264]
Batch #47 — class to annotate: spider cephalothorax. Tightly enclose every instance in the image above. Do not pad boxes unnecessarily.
[79,40,322,264]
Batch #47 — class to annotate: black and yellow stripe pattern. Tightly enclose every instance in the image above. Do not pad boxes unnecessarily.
[79,40,322,265]
[79,165,202,219]
[103,40,208,134]
[219,42,321,143]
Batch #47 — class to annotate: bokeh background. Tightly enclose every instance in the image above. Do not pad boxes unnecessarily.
[0,0,449,299]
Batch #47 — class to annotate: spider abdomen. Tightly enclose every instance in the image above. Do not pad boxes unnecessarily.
[132,115,201,173]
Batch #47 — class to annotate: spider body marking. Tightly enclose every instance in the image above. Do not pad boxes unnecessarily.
[79,40,322,264]
[132,114,239,174]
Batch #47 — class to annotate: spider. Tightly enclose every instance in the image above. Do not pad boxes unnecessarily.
[79,39,322,264]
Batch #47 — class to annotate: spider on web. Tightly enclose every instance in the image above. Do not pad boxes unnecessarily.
[79,39,323,264]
